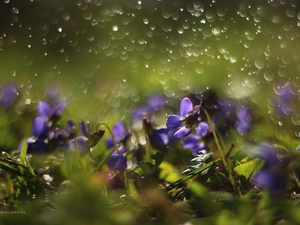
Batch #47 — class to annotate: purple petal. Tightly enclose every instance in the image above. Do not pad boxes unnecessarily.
[32,116,46,137]
[52,101,67,116]
[67,120,75,133]
[80,121,88,137]
[180,98,193,117]
[69,136,88,152]
[166,115,182,129]
[113,122,127,143]
[38,101,52,119]
[106,137,114,149]
[118,146,127,155]
[196,122,210,137]
[147,95,166,111]
[236,121,251,135]
[192,143,207,155]
[107,154,127,173]
[148,128,169,149]
[182,135,199,149]
[174,127,192,138]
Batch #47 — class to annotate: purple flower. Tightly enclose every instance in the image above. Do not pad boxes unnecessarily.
[38,101,67,121]
[251,144,286,195]
[107,152,127,173]
[106,122,128,149]
[143,118,169,151]
[69,121,105,156]
[19,116,50,154]
[132,94,167,120]
[182,122,210,155]
[273,82,296,117]
[235,107,251,135]
[0,83,18,108]
[166,97,201,138]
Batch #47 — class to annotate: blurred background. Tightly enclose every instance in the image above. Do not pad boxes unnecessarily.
[0,0,299,121]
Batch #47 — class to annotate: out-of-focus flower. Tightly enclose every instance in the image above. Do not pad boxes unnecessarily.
[217,98,251,135]
[106,122,128,149]
[251,144,287,195]
[38,101,67,122]
[19,116,50,154]
[235,107,251,135]
[143,117,169,151]
[132,95,167,120]
[0,83,18,109]
[107,152,127,174]
[166,97,201,138]
[182,122,210,155]
[69,121,105,156]
[105,122,129,173]
[273,82,296,118]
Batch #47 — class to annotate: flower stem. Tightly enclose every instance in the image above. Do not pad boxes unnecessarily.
[202,108,241,196]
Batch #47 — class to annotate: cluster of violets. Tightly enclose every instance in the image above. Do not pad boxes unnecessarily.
[0,81,298,194]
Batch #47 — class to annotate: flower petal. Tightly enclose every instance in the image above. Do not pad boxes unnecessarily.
[174,127,192,138]
[107,154,127,173]
[166,115,181,129]
[192,143,207,156]
[180,98,193,117]
[38,101,52,119]
[113,122,127,143]
[196,122,210,137]
[52,101,67,116]
[106,137,114,149]
[32,116,46,137]
[182,135,199,149]
[79,121,88,137]
[69,136,88,152]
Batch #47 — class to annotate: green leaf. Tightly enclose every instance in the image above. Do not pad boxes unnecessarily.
[159,161,181,183]
[137,161,157,175]
[233,158,262,180]
[19,139,28,172]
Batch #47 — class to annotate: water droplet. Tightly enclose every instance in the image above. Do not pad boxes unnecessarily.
[112,25,119,31]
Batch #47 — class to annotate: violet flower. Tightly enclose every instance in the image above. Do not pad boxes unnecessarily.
[132,94,167,120]
[106,122,129,173]
[107,152,127,174]
[0,83,18,109]
[235,106,251,135]
[251,144,287,195]
[69,121,105,156]
[166,97,201,138]
[19,116,50,154]
[38,101,67,122]
[182,122,210,155]
[106,122,128,150]
[273,82,296,118]
[143,117,169,151]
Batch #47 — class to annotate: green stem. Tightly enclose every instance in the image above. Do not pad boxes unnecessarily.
[203,108,241,196]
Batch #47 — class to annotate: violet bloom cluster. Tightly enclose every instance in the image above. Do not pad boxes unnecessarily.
[20,101,69,154]
[166,97,201,139]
